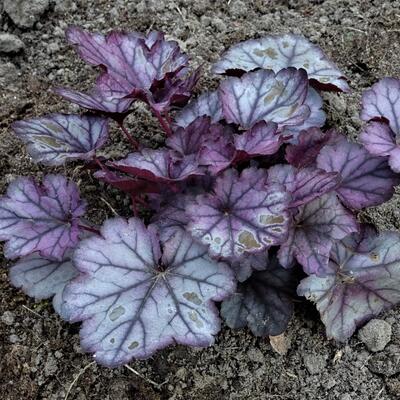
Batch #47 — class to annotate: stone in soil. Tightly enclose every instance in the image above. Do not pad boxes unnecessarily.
[358,319,392,352]
[4,0,49,28]
[0,33,24,53]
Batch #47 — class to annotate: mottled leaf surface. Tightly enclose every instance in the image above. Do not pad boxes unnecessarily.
[12,114,109,166]
[111,149,204,183]
[268,165,339,207]
[63,218,235,366]
[298,228,400,341]
[0,175,86,260]
[9,251,78,318]
[219,68,310,129]
[175,91,223,127]
[317,138,399,209]
[278,193,358,274]
[212,34,350,92]
[186,168,290,259]
[221,256,297,336]
[361,78,400,135]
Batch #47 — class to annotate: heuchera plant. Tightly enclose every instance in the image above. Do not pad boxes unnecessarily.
[2,28,400,368]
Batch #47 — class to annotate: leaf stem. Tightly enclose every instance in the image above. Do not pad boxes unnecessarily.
[117,121,139,149]
[151,107,173,137]
[78,224,101,235]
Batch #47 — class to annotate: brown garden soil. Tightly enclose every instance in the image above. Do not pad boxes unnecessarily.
[1,0,400,399]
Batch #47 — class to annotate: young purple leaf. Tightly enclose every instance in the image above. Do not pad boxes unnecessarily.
[54,87,134,116]
[0,175,86,260]
[278,193,358,274]
[317,138,400,209]
[268,165,339,208]
[221,255,297,336]
[175,91,223,128]
[361,78,400,134]
[63,218,235,367]
[212,34,350,92]
[186,168,290,259]
[9,251,78,319]
[219,68,310,130]
[360,121,400,173]
[285,128,340,168]
[298,228,400,342]
[282,88,326,143]
[111,149,204,184]
[234,121,283,159]
[12,114,109,166]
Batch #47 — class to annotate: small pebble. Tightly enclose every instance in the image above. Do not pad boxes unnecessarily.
[1,311,15,326]
[0,33,24,53]
[303,354,327,375]
[358,319,392,352]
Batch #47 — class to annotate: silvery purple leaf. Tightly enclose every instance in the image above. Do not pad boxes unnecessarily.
[360,121,400,173]
[111,149,204,183]
[175,91,223,128]
[9,251,78,319]
[54,87,134,116]
[63,218,235,367]
[67,27,188,96]
[186,168,290,259]
[285,128,340,168]
[218,68,310,129]
[298,228,400,342]
[199,124,236,174]
[278,193,358,275]
[234,121,283,159]
[12,114,109,166]
[228,251,269,282]
[360,78,400,134]
[0,175,86,260]
[221,255,297,336]
[282,88,326,143]
[268,165,339,208]
[166,117,211,157]
[317,138,399,209]
[212,34,350,92]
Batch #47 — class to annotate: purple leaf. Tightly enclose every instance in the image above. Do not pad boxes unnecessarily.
[285,128,340,168]
[199,124,236,174]
[221,255,296,336]
[63,218,235,366]
[12,114,109,166]
[219,68,310,130]
[268,165,339,208]
[298,228,400,342]
[0,175,86,260]
[175,91,223,128]
[317,138,400,209]
[360,78,400,134]
[54,86,134,116]
[360,121,400,173]
[228,251,269,282]
[67,27,188,96]
[9,251,78,319]
[212,34,350,92]
[234,121,283,159]
[111,149,204,184]
[186,168,290,259]
[282,87,326,143]
[278,193,358,274]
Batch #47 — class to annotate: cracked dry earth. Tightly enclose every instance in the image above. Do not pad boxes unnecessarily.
[1,0,400,399]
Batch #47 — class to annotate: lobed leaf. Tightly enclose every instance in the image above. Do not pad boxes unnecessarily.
[63,218,235,367]
[218,68,310,130]
[0,175,86,260]
[360,78,400,135]
[212,34,350,92]
[317,138,400,209]
[278,193,358,274]
[12,114,109,166]
[9,251,78,319]
[186,168,290,259]
[221,255,297,336]
[298,228,400,342]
